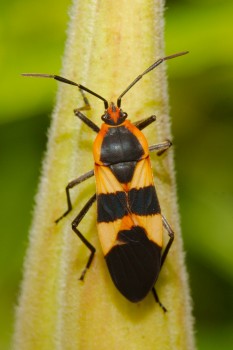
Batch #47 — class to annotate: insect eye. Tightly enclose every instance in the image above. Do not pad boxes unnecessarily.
[122,112,127,118]
[101,113,110,121]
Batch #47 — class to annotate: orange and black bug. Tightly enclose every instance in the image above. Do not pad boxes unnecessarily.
[23,51,188,311]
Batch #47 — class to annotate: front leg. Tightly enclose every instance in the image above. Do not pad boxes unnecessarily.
[134,115,156,130]
[74,109,100,133]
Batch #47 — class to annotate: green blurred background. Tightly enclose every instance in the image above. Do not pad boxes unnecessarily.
[1,0,233,349]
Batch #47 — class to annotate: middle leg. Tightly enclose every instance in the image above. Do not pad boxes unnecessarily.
[55,169,94,224]
[72,193,97,281]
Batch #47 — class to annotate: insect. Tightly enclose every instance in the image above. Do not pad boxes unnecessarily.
[23,51,188,311]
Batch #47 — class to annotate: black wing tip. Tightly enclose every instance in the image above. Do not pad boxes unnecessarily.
[105,226,162,302]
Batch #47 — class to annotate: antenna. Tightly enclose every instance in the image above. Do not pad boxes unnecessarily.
[117,51,189,107]
[21,73,109,109]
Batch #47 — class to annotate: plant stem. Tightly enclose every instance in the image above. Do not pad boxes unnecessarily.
[13,0,195,349]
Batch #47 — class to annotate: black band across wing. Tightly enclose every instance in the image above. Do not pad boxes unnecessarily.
[97,191,127,222]
[128,185,161,215]
[97,185,160,223]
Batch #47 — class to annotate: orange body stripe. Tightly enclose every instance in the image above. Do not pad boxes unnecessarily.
[95,157,154,194]
[94,164,123,194]
[97,213,162,255]
[129,157,154,189]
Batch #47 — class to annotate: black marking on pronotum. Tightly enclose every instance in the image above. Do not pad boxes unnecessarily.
[100,126,144,164]
[128,186,161,215]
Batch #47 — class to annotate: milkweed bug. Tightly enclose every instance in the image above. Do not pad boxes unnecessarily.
[23,51,188,311]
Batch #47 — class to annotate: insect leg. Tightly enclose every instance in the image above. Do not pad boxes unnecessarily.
[55,169,94,224]
[149,139,172,156]
[72,193,97,280]
[161,214,175,267]
[151,287,167,312]
[134,115,156,130]
[74,109,100,133]
[151,215,174,311]
[77,87,91,111]
[72,81,100,133]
